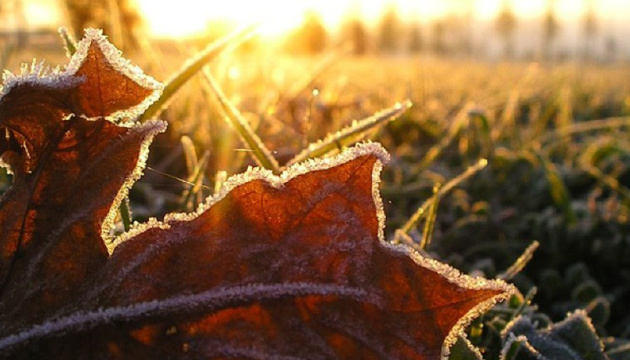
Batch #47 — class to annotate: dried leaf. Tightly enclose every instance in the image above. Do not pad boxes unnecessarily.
[0,30,513,360]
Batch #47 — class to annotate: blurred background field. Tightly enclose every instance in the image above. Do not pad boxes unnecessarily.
[2,0,630,359]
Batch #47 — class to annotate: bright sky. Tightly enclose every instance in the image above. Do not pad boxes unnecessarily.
[13,0,630,38]
[135,0,630,38]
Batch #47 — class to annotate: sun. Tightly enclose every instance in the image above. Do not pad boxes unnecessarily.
[136,0,316,39]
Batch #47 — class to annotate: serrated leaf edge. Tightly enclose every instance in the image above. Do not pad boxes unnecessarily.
[0,28,163,122]
[113,140,514,359]
[102,120,167,248]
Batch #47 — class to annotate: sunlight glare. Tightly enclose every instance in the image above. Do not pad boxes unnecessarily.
[135,0,623,39]
[135,0,444,39]
[137,0,318,38]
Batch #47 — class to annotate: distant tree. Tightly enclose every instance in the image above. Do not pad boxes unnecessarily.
[431,19,447,55]
[542,0,560,61]
[285,11,327,54]
[342,17,368,55]
[453,15,474,56]
[61,0,144,50]
[408,21,423,54]
[495,0,517,59]
[378,4,402,54]
[581,0,598,61]
[605,35,617,62]
[452,0,475,57]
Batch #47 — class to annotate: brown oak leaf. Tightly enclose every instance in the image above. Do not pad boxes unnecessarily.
[0,29,514,359]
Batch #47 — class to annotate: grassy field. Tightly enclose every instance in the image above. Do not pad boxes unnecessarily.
[2,33,630,358]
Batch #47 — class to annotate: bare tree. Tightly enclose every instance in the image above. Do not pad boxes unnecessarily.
[495,0,517,59]
[452,0,475,57]
[408,21,423,54]
[431,19,447,55]
[285,10,328,54]
[581,0,598,61]
[378,4,402,54]
[342,16,368,55]
[542,0,559,61]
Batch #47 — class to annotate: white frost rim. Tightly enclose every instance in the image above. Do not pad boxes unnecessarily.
[0,28,162,121]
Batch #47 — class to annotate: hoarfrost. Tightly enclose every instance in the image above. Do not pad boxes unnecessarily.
[113,141,390,246]
[286,101,411,166]
[501,310,607,360]
[0,34,513,356]
[110,140,512,360]
[0,58,81,99]
[500,334,542,360]
[0,28,162,122]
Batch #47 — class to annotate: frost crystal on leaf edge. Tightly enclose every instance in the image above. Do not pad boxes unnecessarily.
[0,28,163,122]
[113,141,514,359]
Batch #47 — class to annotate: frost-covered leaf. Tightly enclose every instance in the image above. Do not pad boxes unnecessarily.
[501,310,608,360]
[0,30,513,359]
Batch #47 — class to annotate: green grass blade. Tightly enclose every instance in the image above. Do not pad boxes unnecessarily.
[202,69,281,174]
[419,184,441,250]
[286,101,412,166]
[412,103,475,175]
[214,170,228,194]
[181,151,209,211]
[583,165,630,200]
[118,197,132,233]
[494,90,519,141]
[180,135,199,176]
[396,158,488,240]
[58,27,78,57]
[499,241,540,281]
[501,336,528,360]
[537,116,630,145]
[511,287,537,321]
[139,25,257,121]
[470,109,494,159]
[535,152,576,224]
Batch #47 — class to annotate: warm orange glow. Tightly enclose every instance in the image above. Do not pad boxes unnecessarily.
[135,0,442,39]
[136,1,317,39]
[134,0,630,39]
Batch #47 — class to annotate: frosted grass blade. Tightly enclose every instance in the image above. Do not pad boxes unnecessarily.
[396,158,488,241]
[58,27,78,57]
[139,25,257,121]
[118,197,132,233]
[180,135,199,176]
[412,103,475,175]
[535,152,576,224]
[420,184,441,250]
[499,241,539,281]
[202,69,281,173]
[538,116,630,145]
[181,151,209,211]
[286,101,411,166]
